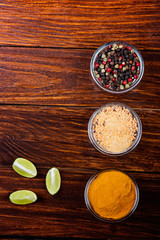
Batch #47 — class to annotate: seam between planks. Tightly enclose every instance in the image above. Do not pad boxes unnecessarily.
[0,45,160,52]
[0,103,159,111]
[0,166,160,174]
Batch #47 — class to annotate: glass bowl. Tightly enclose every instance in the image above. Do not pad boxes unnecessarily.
[84,169,140,222]
[88,102,142,156]
[90,41,144,93]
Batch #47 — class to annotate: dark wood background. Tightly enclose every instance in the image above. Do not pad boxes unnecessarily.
[0,0,159,239]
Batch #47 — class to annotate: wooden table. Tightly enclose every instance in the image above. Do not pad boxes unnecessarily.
[0,0,159,239]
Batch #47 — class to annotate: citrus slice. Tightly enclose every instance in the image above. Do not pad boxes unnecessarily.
[12,158,37,178]
[46,168,61,195]
[9,190,37,205]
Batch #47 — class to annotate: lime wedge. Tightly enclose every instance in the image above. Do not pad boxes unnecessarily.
[46,168,61,195]
[12,158,37,178]
[9,190,37,205]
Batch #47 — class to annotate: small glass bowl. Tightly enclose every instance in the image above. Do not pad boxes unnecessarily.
[88,102,142,156]
[84,169,140,223]
[90,41,144,93]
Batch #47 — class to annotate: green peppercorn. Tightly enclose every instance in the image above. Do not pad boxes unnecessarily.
[120,85,124,90]
[102,54,106,58]
[115,64,119,69]
[101,69,105,73]
[112,44,117,50]
[125,84,130,88]
[100,64,104,69]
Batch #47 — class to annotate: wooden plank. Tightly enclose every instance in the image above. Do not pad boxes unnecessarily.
[0,106,159,171]
[0,47,159,108]
[0,0,160,49]
[0,168,159,238]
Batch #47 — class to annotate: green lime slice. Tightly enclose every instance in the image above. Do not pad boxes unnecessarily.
[46,168,61,195]
[12,158,37,178]
[9,190,37,205]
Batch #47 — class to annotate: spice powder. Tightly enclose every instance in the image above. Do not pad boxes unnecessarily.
[93,105,138,153]
[88,170,136,220]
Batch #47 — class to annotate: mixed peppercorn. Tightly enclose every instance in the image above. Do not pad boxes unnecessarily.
[94,43,141,91]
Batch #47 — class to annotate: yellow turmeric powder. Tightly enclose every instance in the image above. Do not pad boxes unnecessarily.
[88,170,136,220]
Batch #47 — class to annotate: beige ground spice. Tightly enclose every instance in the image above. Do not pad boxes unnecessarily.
[93,105,138,153]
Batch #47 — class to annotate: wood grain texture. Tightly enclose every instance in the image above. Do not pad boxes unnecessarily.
[0,106,159,171]
[0,0,160,49]
[0,47,160,108]
[0,168,159,238]
[0,1,159,238]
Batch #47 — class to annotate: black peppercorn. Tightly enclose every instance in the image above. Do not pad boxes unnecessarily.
[93,43,141,91]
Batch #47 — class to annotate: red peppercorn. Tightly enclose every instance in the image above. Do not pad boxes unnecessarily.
[108,45,112,48]
[112,70,116,74]
[95,63,99,68]
[133,53,137,57]
[112,78,115,82]
[102,61,106,65]
[119,56,123,60]
[136,62,140,66]
[119,65,122,69]
[98,77,101,81]
[105,84,110,88]
[134,75,138,79]
[131,66,135,71]
[128,78,132,82]
[108,58,111,62]
[107,68,111,73]
[123,80,127,85]
[122,62,125,66]
[128,46,132,51]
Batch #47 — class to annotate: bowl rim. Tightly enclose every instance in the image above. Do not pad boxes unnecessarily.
[88,102,142,156]
[90,41,144,93]
[84,168,140,223]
